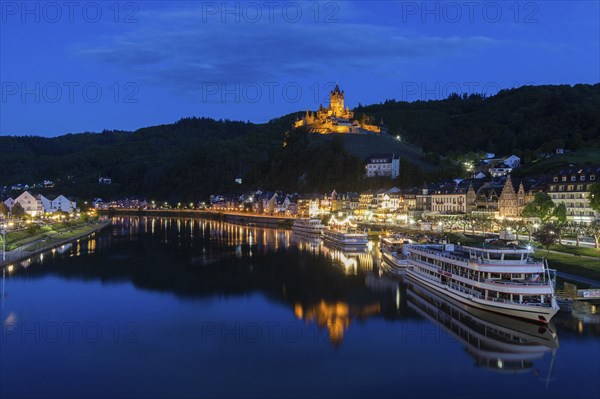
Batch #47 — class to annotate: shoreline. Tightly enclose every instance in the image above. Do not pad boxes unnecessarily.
[1,220,112,268]
[100,208,296,228]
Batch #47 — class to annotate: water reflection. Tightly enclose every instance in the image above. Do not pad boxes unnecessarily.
[406,278,559,376]
[294,301,381,347]
[2,217,599,356]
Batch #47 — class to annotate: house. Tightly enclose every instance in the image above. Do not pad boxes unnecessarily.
[98,177,112,184]
[489,162,513,178]
[547,165,599,224]
[416,183,432,212]
[474,180,504,217]
[39,195,52,212]
[262,192,278,214]
[365,154,400,179]
[3,198,15,211]
[51,195,77,213]
[14,191,45,216]
[502,155,521,169]
[430,181,476,214]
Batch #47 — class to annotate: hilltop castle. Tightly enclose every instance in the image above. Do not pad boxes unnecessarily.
[294,85,388,135]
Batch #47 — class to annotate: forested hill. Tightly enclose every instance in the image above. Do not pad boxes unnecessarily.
[0,116,294,202]
[354,84,600,158]
[1,84,599,202]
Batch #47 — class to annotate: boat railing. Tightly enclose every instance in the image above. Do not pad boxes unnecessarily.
[408,247,469,263]
[411,258,552,287]
[410,246,544,266]
[484,279,550,287]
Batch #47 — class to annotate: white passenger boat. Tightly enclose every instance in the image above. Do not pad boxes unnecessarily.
[379,235,413,273]
[292,218,325,235]
[403,240,559,323]
[322,216,368,248]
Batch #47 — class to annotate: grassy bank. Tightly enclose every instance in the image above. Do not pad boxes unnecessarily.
[548,244,599,257]
[535,250,600,281]
[6,220,100,251]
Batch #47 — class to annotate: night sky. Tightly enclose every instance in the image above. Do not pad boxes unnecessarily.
[1,1,598,137]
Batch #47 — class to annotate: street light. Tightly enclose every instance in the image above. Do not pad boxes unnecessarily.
[0,222,8,262]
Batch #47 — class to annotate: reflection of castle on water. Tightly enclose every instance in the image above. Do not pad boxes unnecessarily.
[407,279,559,375]
[294,301,381,347]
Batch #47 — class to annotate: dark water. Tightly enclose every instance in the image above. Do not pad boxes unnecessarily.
[1,217,598,399]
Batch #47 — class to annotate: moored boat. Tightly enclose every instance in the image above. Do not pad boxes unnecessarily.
[379,234,413,273]
[322,216,368,248]
[403,240,560,323]
[292,218,325,235]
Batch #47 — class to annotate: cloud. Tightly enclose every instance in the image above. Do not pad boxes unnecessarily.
[74,6,500,93]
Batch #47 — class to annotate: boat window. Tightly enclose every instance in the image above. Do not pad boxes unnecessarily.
[502,253,522,261]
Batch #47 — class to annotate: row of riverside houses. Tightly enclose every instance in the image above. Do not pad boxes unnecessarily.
[207,166,599,224]
[3,191,77,217]
[209,191,360,217]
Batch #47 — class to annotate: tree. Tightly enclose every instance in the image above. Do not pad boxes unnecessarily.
[552,203,567,244]
[11,202,25,218]
[553,203,567,223]
[522,192,555,222]
[589,183,600,214]
[534,223,559,253]
[586,221,600,249]
[0,202,8,217]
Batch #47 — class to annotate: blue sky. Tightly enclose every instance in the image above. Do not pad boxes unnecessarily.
[1,1,598,137]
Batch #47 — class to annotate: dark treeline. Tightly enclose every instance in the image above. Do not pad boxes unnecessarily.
[1,84,598,202]
[355,83,600,160]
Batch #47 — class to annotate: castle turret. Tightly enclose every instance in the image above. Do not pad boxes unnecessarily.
[330,84,345,117]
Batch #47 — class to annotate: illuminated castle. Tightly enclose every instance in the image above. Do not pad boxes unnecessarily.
[294,85,388,135]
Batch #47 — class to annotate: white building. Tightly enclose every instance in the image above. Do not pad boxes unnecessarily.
[3,198,15,211]
[51,195,77,213]
[489,163,513,178]
[547,165,599,224]
[14,191,45,216]
[365,154,400,179]
[503,155,521,169]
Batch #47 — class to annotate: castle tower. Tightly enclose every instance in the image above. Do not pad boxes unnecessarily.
[330,84,345,117]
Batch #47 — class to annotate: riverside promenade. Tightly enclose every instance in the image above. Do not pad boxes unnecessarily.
[100,209,297,228]
[1,219,112,267]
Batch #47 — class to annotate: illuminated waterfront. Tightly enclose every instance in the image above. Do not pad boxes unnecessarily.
[0,217,598,399]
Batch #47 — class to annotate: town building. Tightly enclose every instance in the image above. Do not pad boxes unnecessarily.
[51,195,77,213]
[365,154,400,179]
[430,182,476,214]
[3,198,15,211]
[547,165,599,224]
[14,191,45,216]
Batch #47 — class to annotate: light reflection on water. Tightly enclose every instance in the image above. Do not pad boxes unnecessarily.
[0,216,598,399]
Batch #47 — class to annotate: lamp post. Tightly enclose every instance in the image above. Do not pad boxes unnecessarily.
[0,222,8,262]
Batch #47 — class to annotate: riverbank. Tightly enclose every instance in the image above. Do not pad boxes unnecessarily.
[1,220,111,267]
[100,209,296,228]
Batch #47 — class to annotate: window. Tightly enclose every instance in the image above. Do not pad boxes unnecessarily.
[571,176,576,181]
[562,176,567,182]
[577,185,583,191]
[591,175,596,181]
[567,185,574,191]
[553,177,558,182]
[580,175,585,181]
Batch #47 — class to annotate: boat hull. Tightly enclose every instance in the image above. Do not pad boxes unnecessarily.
[405,268,559,324]
[380,251,409,274]
[322,231,368,248]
